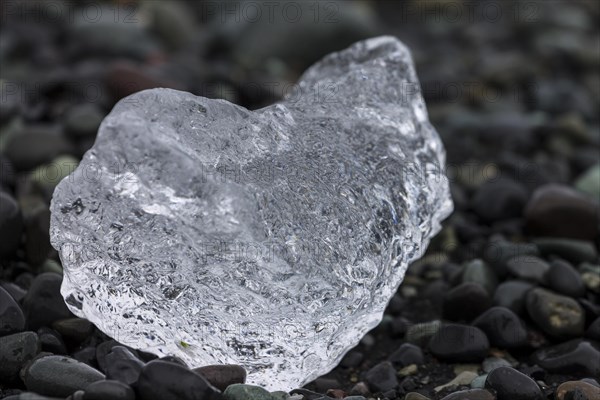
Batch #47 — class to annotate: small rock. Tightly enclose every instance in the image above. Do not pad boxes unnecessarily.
[0,331,40,383]
[429,324,490,363]
[223,383,274,400]
[505,255,550,283]
[137,360,221,400]
[532,339,600,376]
[404,393,431,400]
[22,273,72,330]
[64,104,104,139]
[493,280,534,316]
[3,126,72,171]
[462,259,498,295]
[340,350,364,368]
[484,237,539,277]
[526,287,585,337]
[534,238,598,264]
[0,190,23,258]
[37,327,66,354]
[193,364,246,391]
[440,389,495,400]
[482,357,511,373]
[485,367,543,400]
[388,343,424,367]
[587,317,600,340]
[0,285,25,335]
[555,380,600,400]
[546,259,586,298]
[365,361,398,392]
[104,346,145,386]
[83,380,135,400]
[471,177,528,223]
[575,164,600,199]
[443,282,492,322]
[434,371,478,392]
[525,184,599,240]
[406,320,442,346]
[23,355,105,397]
[470,375,488,389]
[52,318,93,343]
[472,307,528,348]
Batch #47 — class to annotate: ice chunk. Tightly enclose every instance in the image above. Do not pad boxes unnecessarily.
[50,36,453,390]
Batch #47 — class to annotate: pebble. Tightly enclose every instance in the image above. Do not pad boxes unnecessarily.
[439,389,495,400]
[434,371,478,392]
[546,259,586,298]
[82,380,135,400]
[505,255,550,283]
[193,364,247,391]
[0,331,41,383]
[587,317,600,340]
[37,327,67,354]
[0,191,23,257]
[485,367,543,400]
[461,259,498,295]
[534,238,598,264]
[481,357,511,373]
[532,339,600,376]
[365,361,398,392]
[470,375,487,389]
[472,307,528,348]
[64,104,104,139]
[52,318,93,343]
[406,320,442,346]
[21,196,52,266]
[428,324,490,362]
[575,163,600,199]
[23,355,105,397]
[483,237,539,277]
[223,383,277,400]
[526,287,585,337]
[340,350,364,368]
[388,343,424,367]
[0,284,25,335]
[471,177,528,223]
[137,360,221,400]
[493,280,534,316]
[443,282,492,322]
[104,346,145,386]
[404,393,431,400]
[0,281,27,302]
[3,126,72,171]
[525,184,599,240]
[22,272,72,330]
[555,380,600,400]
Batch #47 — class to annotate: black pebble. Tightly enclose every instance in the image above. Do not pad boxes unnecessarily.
[105,346,145,386]
[587,317,600,341]
[388,343,424,367]
[83,380,135,400]
[136,360,221,400]
[429,324,489,363]
[443,282,492,321]
[532,339,600,377]
[471,178,528,223]
[493,280,534,316]
[22,273,72,331]
[472,306,528,349]
[485,366,543,400]
[546,259,586,298]
[0,191,23,258]
[365,361,398,392]
[0,285,25,335]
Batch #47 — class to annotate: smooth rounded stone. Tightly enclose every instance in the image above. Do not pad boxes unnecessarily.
[52,318,93,342]
[493,280,534,316]
[51,37,453,391]
[575,164,600,199]
[37,327,67,354]
[470,375,487,389]
[440,389,495,400]
[0,282,27,302]
[137,360,221,400]
[104,346,145,386]
[482,357,511,373]
[365,361,398,393]
[0,285,25,335]
[3,394,64,400]
[340,350,364,368]
[22,197,52,266]
[0,191,23,257]
[388,343,424,367]
[0,155,16,187]
[587,317,600,340]
[64,104,104,139]
[546,259,586,298]
[505,255,550,283]
[534,238,598,264]
[404,393,431,400]
[461,259,498,295]
[532,339,600,376]
[483,237,539,278]
[526,287,585,337]
[0,331,41,382]
[406,320,442,346]
[443,282,492,322]
[222,384,274,400]
[485,367,543,400]
[472,307,528,349]
[525,184,599,240]
[193,364,247,391]
[555,380,600,400]
[72,346,97,368]
[428,324,490,363]
[24,355,105,397]
[96,340,124,372]
[471,178,528,223]
[22,272,72,330]
[82,380,135,400]
[3,126,72,171]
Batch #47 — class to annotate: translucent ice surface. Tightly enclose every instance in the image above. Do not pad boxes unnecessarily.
[50,36,453,390]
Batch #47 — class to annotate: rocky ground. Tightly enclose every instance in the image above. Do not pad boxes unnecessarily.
[1,0,599,399]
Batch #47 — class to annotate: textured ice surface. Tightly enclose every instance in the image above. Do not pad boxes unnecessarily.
[50,36,453,390]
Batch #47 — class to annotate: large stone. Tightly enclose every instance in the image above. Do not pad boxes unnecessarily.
[49,37,452,390]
